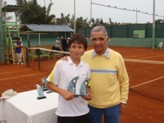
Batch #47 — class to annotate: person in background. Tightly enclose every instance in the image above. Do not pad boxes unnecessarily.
[67,37,70,44]
[15,38,23,65]
[61,36,68,52]
[52,37,62,51]
[46,33,92,123]
[82,25,129,123]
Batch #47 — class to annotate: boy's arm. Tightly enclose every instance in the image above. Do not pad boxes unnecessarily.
[46,82,74,100]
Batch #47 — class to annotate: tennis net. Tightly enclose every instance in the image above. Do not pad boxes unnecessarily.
[26,47,70,72]
[125,59,164,101]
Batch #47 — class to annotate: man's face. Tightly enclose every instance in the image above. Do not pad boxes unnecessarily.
[90,32,109,55]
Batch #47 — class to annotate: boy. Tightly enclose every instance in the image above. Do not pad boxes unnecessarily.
[46,33,91,123]
[15,38,23,65]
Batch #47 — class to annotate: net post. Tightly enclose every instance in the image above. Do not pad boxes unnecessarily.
[38,54,41,70]
[26,47,29,67]
[36,49,41,70]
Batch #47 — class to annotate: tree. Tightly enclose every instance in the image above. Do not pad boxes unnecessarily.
[65,14,70,24]
[19,1,46,24]
[16,0,27,6]
[55,13,66,25]
[44,0,55,24]
[16,0,55,24]
[76,17,89,28]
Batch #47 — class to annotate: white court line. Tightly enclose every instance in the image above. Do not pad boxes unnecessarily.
[130,76,164,88]
[0,69,32,75]
[137,54,164,60]
[0,73,43,81]
[124,59,164,65]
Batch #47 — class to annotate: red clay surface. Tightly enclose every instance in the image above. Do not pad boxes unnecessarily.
[0,46,164,123]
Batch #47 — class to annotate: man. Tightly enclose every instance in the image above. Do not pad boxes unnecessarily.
[61,36,68,52]
[82,26,129,123]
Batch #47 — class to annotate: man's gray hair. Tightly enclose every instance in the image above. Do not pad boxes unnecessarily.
[90,26,108,37]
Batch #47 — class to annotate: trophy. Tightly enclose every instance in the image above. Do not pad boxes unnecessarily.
[41,77,48,91]
[67,76,88,96]
[41,77,52,93]
[36,84,46,99]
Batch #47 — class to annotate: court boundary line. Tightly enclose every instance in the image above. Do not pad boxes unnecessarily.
[130,76,164,88]
[0,69,33,75]
[0,73,43,81]
[124,59,164,65]
[125,53,155,59]
[125,53,164,59]
[136,54,164,60]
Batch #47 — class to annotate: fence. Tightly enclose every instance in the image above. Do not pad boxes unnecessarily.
[85,23,164,38]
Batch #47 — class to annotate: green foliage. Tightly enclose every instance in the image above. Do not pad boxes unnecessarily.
[76,17,89,28]
[19,1,46,24]
[17,0,54,24]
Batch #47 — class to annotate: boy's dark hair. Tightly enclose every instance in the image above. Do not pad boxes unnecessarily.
[68,33,88,50]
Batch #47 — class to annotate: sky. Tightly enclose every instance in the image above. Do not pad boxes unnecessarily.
[3,0,164,24]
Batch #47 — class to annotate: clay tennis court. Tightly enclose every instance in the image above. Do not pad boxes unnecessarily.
[0,46,164,123]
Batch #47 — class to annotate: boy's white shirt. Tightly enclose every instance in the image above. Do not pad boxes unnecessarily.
[47,56,90,116]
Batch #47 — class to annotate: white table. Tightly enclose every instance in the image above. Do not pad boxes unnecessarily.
[0,90,58,123]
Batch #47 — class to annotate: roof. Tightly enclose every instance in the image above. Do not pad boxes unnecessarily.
[25,24,74,33]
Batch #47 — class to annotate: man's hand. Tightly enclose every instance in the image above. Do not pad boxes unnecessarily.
[120,103,127,113]
[82,93,92,101]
